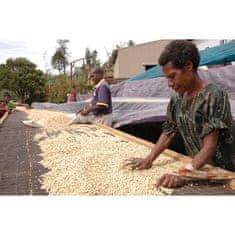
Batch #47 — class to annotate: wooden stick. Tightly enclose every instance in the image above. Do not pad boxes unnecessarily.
[227,180,235,190]
[94,123,191,162]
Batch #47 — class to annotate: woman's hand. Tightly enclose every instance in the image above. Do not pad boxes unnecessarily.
[156,174,185,188]
[124,157,153,170]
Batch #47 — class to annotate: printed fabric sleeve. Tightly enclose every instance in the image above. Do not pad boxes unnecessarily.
[200,90,230,138]
[96,85,111,107]
[162,97,178,137]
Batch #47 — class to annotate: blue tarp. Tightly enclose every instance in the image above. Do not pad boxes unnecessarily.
[128,40,235,81]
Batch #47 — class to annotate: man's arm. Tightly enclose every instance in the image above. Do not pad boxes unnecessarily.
[81,104,107,115]
[80,84,111,116]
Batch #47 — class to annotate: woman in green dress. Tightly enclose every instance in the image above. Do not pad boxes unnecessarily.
[125,40,235,188]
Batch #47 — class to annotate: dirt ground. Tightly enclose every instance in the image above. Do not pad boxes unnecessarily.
[0,109,48,195]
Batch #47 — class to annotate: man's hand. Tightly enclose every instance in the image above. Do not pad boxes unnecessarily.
[156,174,185,188]
[124,157,153,170]
[80,109,89,116]
[76,110,81,115]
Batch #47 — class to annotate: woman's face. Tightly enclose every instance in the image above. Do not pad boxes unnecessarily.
[3,96,10,103]
[163,61,194,96]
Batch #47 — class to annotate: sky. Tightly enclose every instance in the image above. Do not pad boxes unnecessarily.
[1,0,235,73]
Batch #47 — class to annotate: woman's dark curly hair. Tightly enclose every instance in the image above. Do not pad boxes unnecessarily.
[159,40,200,71]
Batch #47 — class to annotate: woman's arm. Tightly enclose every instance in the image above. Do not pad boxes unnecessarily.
[124,132,174,170]
[190,130,219,170]
[147,132,174,162]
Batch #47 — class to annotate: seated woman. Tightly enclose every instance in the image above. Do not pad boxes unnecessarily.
[0,92,12,118]
[0,100,9,118]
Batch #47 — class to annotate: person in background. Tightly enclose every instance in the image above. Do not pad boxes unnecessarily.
[25,95,33,109]
[125,40,235,188]
[0,100,8,118]
[0,92,11,118]
[2,92,11,104]
[75,67,112,126]
[67,93,70,103]
[69,85,78,102]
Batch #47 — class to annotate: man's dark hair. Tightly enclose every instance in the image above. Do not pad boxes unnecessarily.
[159,40,200,71]
[92,67,104,77]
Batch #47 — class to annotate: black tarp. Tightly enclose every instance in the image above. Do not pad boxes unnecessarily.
[33,65,235,128]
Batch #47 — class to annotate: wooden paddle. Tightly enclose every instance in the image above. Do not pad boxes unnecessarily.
[176,167,235,181]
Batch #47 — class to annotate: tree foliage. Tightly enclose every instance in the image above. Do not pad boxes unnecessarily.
[51,39,70,74]
[47,74,94,103]
[103,40,136,72]
[127,40,135,46]
[84,48,100,71]
[0,57,46,103]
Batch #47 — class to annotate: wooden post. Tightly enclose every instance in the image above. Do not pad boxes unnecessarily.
[70,63,73,80]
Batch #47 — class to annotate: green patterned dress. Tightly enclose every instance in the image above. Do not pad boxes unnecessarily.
[162,84,235,171]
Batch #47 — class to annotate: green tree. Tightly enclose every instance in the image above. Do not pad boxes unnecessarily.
[108,48,118,66]
[47,74,94,103]
[0,58,46,103]
[127,40,135,46]
[84,48,100,73]
[85,48,91,69]
[102,40,135,76]
[51,39,70,74]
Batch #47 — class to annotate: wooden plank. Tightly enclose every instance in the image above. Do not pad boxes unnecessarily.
[94,123,191,162]
[227,179,235,190]
[0,111,8,127]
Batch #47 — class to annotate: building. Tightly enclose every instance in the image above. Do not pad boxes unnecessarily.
[113,39,231,82]
[113,40,172,82]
